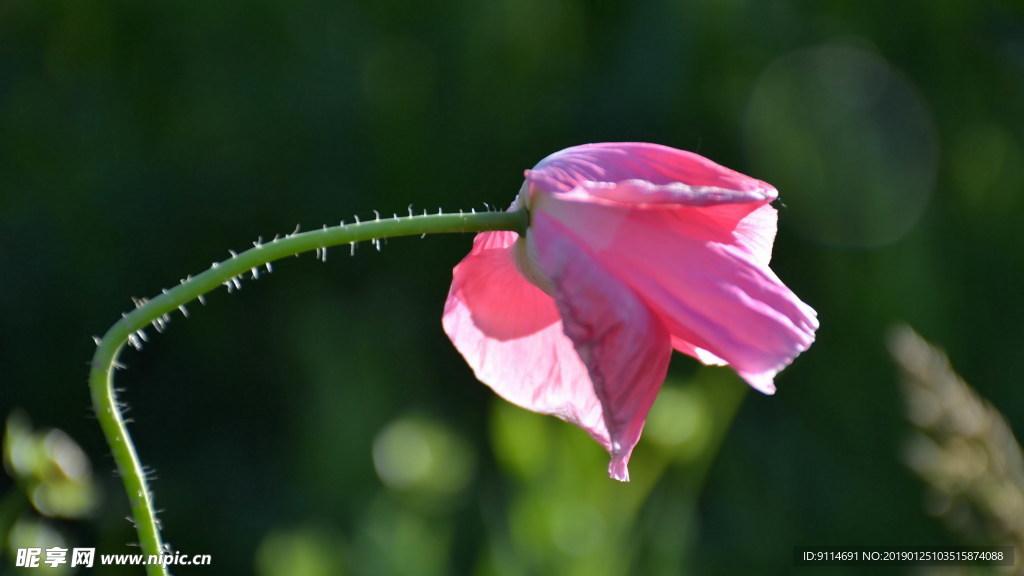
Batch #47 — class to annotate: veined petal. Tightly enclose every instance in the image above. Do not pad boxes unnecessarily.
[526,142,779,267]
[530,211,673,481]
[670,336,728,367]
[731,203,778,268]
[442,231,610,455]
[533,192,818,394]
[526,142,776,201]
[444,142,818,480]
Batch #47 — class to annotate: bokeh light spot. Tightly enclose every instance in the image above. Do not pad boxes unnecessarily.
[745,42,938,248]
[372,415,475,497]
[255,525,345,576]
[550,502,605,556]
[644,384,712,463]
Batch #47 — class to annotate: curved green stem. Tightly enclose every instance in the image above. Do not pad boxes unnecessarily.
[88,208,527,575]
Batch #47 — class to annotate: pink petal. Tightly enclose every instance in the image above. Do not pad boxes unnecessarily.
[529,212,673,481]
[445,143,818,481]
[443,230,560,339]
[731,203,778,268]
[532,192,817,394]
[670,336,728,367]
[526,143,779,267]
[526,142,776,201]
[442,231,612,460]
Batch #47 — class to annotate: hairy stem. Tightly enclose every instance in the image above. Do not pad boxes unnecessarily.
[88,208,527,575]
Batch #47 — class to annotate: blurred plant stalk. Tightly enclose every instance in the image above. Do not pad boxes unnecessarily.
[889,325,1024,574]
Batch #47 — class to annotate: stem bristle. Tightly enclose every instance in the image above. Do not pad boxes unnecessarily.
[88,206,529,575]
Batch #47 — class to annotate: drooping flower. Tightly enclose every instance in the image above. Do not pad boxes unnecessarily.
[442,142,818,481]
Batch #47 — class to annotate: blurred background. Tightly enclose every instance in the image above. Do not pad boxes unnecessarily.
[2,0,1023,574]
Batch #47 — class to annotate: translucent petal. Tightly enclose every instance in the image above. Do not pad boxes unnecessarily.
[530,213,673,480]
[532,192,817,393]
[526,142,777,199]
[442,231,610,454]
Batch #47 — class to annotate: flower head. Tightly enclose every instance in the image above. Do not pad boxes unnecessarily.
[443,142,818,481]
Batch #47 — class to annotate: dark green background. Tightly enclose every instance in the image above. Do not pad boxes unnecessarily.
[2,0,1022,574]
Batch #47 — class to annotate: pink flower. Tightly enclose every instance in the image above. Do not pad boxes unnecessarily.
[442,142,818,481]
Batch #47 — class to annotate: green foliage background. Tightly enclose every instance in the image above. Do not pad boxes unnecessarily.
[2,0,1022,574]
